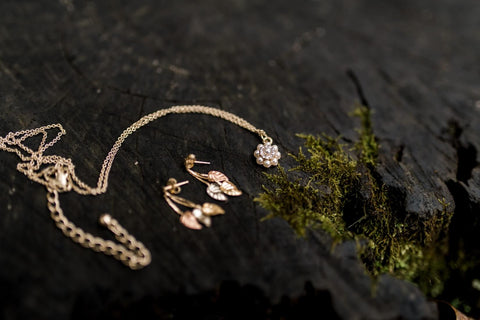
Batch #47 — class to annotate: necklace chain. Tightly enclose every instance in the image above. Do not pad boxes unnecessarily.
[47,188,152,269]
[0,105,272,269]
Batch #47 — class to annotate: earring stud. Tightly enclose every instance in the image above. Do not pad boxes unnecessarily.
[184,154,242,201]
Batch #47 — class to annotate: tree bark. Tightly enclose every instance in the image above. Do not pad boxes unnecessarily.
[1,0,479,319]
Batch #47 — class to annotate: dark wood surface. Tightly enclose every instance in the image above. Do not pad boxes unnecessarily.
[1,0,479,319]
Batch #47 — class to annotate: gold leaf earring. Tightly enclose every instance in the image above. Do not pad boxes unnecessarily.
[184,154,242,201]
[163,178,225,230]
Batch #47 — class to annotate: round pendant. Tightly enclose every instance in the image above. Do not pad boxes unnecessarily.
[253,143,281,168]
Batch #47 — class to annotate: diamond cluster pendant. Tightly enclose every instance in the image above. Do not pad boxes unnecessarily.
[254,142,281,168]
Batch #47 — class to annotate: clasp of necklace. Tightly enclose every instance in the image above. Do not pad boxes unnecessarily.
[42,164,73,192]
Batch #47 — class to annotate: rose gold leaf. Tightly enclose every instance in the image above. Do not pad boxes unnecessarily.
[220,181,242,196]
[207,171,229,183]
[206,183,228,201]
[180,211,202,230]
[202,203,225,216]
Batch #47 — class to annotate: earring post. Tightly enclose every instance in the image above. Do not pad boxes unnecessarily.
[164,180,189,191]
[194,161,211,165]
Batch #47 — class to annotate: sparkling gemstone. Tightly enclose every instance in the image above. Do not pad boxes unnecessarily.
[259,150,265,158]
[192,208,203,218]
[264,146,272,156]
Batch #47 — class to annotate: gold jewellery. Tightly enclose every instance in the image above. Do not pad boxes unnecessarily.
[185,154,242,201]
[163,178,225,230]
[0,105,280,269]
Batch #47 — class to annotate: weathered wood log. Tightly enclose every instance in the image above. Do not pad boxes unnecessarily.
[1,0,479,319]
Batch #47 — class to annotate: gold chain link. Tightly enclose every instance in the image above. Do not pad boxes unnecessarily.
[0,105,273,269]
[94,105,268,195]
[46,188,151,269]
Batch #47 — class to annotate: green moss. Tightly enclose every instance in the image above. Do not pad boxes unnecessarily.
[257,134,358,239]
[352,105,379,166]
[255,104,455,298]
[359,196,453,297]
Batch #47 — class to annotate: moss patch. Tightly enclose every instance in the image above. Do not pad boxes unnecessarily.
[255,104,454,298]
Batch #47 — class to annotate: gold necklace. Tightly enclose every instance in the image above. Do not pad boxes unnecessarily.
[0,105,279,269]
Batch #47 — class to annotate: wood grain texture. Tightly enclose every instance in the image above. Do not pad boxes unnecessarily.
[1,0,479,319]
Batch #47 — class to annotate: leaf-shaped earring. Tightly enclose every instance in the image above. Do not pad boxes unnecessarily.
[184,154,242,201]
[163,178,225,230]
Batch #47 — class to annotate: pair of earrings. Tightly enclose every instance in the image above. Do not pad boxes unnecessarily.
[163,154,242,230]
